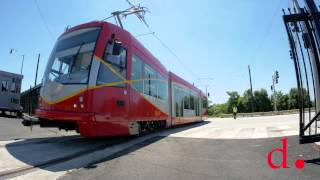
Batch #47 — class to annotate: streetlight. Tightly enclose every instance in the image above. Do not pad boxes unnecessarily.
[9,49,41,86]
[196,77,215,99]
[9,49,25,75]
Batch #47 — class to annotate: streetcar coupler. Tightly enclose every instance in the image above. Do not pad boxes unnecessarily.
[21,113,40,126]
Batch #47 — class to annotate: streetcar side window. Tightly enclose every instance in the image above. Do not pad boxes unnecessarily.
[144,64,157,98]
[190,94,195,110]
[195,96,200,116]
[131,54,143,93]
[157,74,168,100]
[183,91,190,109]
[97,42,127,87]
[131,54,167,100]
[173,85,184,117]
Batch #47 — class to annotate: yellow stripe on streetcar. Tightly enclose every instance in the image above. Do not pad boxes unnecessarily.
[41,55,168,114]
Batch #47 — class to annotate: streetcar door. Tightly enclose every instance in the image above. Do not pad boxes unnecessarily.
[94,39,129,121]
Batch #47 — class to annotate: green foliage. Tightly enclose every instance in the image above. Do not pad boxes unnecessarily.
[208,103,228,116]
[241,90,254,112]
[288,88,299,109]
[271,91,289,110]
[226,91,240,113]
[209,87,313,117]
[287,88,312,109]
[254,89,272,112]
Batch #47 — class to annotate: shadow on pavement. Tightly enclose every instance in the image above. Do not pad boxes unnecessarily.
[305,158,320,165]
[4,121,209,173]
[61,135,320,180]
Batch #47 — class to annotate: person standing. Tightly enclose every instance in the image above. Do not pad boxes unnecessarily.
[233,106,238,120]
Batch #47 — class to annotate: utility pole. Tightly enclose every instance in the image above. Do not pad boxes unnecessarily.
[271,71,279,112]
[196,77,214,99]
[35,53,40,86]
[248,65,254,112]
[21,55,24,75]
[205,84,208,100]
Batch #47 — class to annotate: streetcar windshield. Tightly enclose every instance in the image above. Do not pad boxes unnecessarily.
[44,27,100,84]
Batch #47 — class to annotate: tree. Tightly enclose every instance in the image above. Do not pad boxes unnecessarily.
[271,91,289,111]
[254,89,272,112]
[226,91,240,113]
[208,87,314,117]
[288,88,311,109]
[241,89,255,112]
[288,88,299,109]
[208,103,228,116]
[237,96,245,113]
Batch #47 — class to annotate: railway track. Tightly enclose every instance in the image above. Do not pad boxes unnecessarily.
[0,136,82,148]
[0,121,205,179]
[0,137,131,179]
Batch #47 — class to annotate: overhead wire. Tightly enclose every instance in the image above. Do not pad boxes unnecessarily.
[250,0,284,62]
[101,15,114,21]
[135,32,155,37]
[142,23,199,79]
[34,0,54,41]
[122,0,199,79]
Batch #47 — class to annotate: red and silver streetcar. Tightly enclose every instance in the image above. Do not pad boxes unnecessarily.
[35,21,208,137]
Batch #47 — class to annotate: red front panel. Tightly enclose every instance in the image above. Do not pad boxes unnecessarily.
[40,90,89,113]
[89,86,129,122]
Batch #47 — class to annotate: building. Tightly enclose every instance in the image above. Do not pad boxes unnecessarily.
[0,70,23,115]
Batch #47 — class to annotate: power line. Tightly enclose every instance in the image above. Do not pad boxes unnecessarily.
[250,0,283,61]
[34,0,54,41]
[135,32,155,37]
[101,15,114,21]
[111,0,200,79]
[143,24,199,79]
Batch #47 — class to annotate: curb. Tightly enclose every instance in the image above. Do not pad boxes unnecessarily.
[314,142,320,151]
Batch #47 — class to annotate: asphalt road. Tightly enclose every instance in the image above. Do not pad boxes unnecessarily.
[60,135,320,180]
[0,114,319,180]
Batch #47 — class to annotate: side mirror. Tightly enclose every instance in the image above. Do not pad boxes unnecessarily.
[106,55,125,68]
[112,41,122,56]
[105,39,125,69]
[208,92,210,97]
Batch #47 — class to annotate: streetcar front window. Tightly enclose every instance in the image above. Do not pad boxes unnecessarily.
[44,27,100,84]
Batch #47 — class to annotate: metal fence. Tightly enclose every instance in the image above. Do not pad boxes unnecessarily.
[283,0,320,144]
[20,84,41,115]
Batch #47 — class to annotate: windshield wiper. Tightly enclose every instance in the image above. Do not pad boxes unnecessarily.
[68,42,86,78]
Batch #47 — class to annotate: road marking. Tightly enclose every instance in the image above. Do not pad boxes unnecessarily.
[252,127,268,139]
[215,128,240,139]
[235,128,255,139]
[165,124,298,139]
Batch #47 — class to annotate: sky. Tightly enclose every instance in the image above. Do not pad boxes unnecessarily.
[0,0,302,103]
